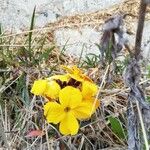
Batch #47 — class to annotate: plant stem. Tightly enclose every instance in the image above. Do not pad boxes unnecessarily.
[136,101,149,150]
[135,0,147,59]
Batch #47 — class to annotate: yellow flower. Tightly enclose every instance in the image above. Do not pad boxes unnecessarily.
[31,79,47,95]
[61,65,81,74]
[45,81,61,99]
[81,81,98,99]
[61,65,93,82]
[44,86,94,135]
[81,81,100,112]
[83,98,100,111]
[47,74,69,82]
[31,79,61,100]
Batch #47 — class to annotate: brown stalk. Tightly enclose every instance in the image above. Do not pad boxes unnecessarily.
[134,0,147,59]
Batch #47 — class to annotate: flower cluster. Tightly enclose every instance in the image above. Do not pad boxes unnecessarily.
[31,66,100,135]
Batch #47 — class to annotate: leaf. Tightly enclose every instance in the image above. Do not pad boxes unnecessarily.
[109,116,126,140]
[25,130,44,138]
[78,44,85,67]
[0,24,3,50]
[83,53,99,68]
[29,6,36,50]
[28,6,36,60]
[17,73,30,107]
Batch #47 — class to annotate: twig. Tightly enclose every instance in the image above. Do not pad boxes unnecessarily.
[45,123,50,150]
[134,0,149,149]
[99,65,110,88]
[0,120,10,149]
[123,0,150,149]
[136,101,149,150]
[0,75,21,93]
[90,65,110,115]
[134,0,147,59]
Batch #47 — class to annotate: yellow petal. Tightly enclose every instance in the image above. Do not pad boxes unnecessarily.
[68,74,83,82]
[82,81,98,99]
[47,75,69,82]
[68,73,93,83]
[44,81,61,99]
[69,66,93,82]
[83,98,100,111]
[44,102,65,124]
[62,65,83,81]
[61,65,82,74]
[80,74,93,83]
[59,112,79,135]
[73,102,94,120]
[72,65,83,74]
[62,65,93,82]
[61,65,74,74]
[31,79,47,95]
[59,86,82,108]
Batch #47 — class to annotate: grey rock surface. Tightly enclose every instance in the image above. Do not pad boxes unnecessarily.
[128,21,150,60]
[55,27,101,57]
[0,0,149,58]
[55,21,150,59]
[0,0,124,31]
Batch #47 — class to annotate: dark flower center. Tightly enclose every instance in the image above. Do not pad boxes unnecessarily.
[55,78,81,89]
[64,107,71,112]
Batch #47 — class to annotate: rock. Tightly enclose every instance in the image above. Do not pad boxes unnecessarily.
[0,0,149,58]
[54,27,101,57]
[142,21,150,59]
[127,21,150,59]
[55,20,150,58]
[0,0,124,31]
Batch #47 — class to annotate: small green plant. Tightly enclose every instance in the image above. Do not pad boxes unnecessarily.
[81,53,100,68]
[115,55,130,75]
[146,96,150,103]
[146,65,150,78]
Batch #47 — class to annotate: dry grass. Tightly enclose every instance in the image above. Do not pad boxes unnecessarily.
[1,30,150,149]
[0,0,150,149]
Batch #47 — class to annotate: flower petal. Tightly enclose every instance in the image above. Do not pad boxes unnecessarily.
[82,81,98,99]
[83,98,100,113]
[47,75,69,82]
[61,65,74,74]
[85,98,100,109]
[44,81,61,99]
[31,79,47,95]
[72,65,83,74]
[62,65,93,82]
[59,112,79,135]
[81,74,93,82]
[73,102,95,120]
[61,65,82,74]
[59,86,82,108]
[44,102,65,124]
[68,74,83,82]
